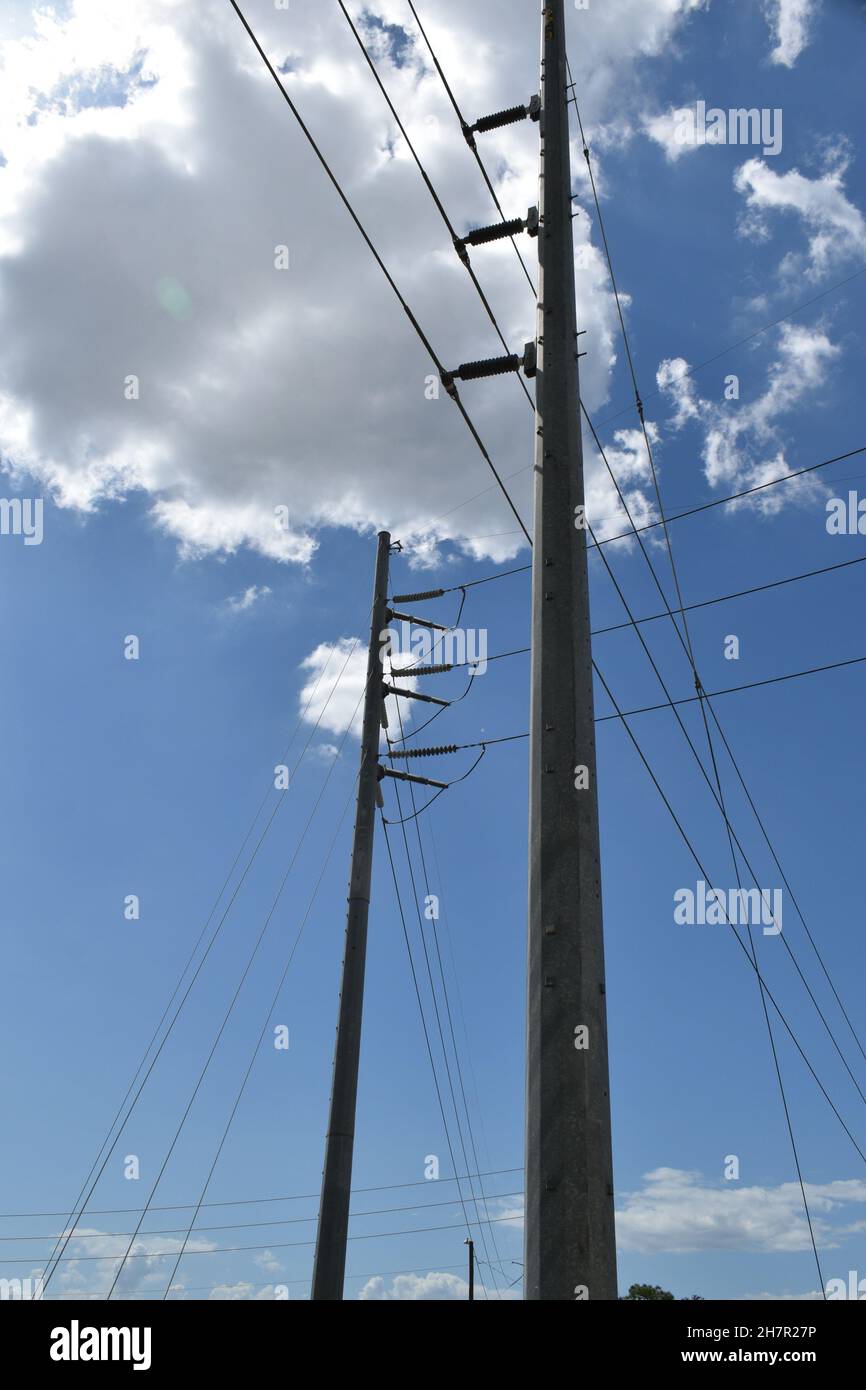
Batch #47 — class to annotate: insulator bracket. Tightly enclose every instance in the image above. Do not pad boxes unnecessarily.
[453,206,540,260]
[463,95,541,146]
[387,609,449,632]
[382,683,450,708]
[378,766,449,791]
[441,341,536,393]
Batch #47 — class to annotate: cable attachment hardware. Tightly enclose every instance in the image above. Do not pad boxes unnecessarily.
[378,765,449,790]
[387,609,448,632]
[441,341,537,393]
[462,94,541,147]
[453,206,540,262]
[382,683,450,708]
[407,663,453,677]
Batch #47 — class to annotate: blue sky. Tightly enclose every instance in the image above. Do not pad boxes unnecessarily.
[1,0,866,1301]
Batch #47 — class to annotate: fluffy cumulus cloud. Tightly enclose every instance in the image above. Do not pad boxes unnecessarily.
[358,1269,471,1300]
[0,0,711,570]
[763,0,819,69]
[224,582,272,613]
[657,321,839,510]
[734,151,866,282]
[298,636,417,739]
[617,1167,866,1254]
[30,1226,220,1301]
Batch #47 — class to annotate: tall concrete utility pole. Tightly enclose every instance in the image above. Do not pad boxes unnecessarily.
[525,0,618,1300]
[312,530,391,1301]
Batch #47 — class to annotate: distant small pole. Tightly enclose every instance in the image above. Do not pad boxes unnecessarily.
[465,1237,475,1301]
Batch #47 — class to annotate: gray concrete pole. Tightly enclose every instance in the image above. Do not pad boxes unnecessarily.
[311,530,391,1301]
[525,0,618,1301]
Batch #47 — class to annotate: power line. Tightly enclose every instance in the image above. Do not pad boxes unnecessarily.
[380,810,492,1297]
[595,652,866,720]
[227,0,530,546]
[588,445,866,550]
[388,701,509,1286]
[337,0,534,415]
[0,1168,522,1222]
[592,552,866,636]
[0,1192,525,1246]
[38,640,363,1296]
[2,1216,524,1266]
[593,264,866,432]
[103,679,371,1299]
[592,662,866,1176]
[404,0,537,297]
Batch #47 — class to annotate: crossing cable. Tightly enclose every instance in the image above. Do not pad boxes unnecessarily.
[593,263,866,432]
[227,0,530,547]
[586,448,828,1281]
[31,640,349,1290]
[597,654,866,717]
[0,1215,524,1266]
[103,687,370,1300]
[157,756,365,1298]
[592,553,866,636]
[404,0,537,298]
[389,699,509,1285]
[571,93,843,1271]
[583,395,866,1079]
[385,745,503,1294]
[337,1,535,413]
[427,817,503,1265]
[43,1263,485,1300]
[418,442,866,551]
[570,75,864,1057]
[583,507,866,1117]
[2,1191,525,1247]
[398,552,866,649]
[0,1168,523,1222]
[380,811,492,1299]
[5,1217,522,1273]
[37,639,362,1297]
[592,661,866,1182]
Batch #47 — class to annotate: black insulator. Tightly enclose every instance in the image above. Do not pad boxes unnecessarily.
[462,217,525,247]
[389,745,459,760]
[391,589,445,603]
[456,354,520,381]
[472,104,530,134]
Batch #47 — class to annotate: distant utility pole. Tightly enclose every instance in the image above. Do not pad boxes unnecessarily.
[465,1238,475,1301]
[311,530,392,1301]
[525,0,618,1300]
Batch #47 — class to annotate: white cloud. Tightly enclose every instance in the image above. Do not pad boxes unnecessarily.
[0,0,710,568]
[734,156,866,282]
[38,1225,218,1300]
[224,583,272,614]
[253,1249,283,1276]
[656,321,839,509]
[616,1168,866,1254]
[358,1270,471,1300]
[764,0,818,69]
[298,637,416,740]
[642,105,701,163]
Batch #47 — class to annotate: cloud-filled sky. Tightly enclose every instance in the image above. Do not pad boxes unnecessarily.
[2,0,866,1302]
